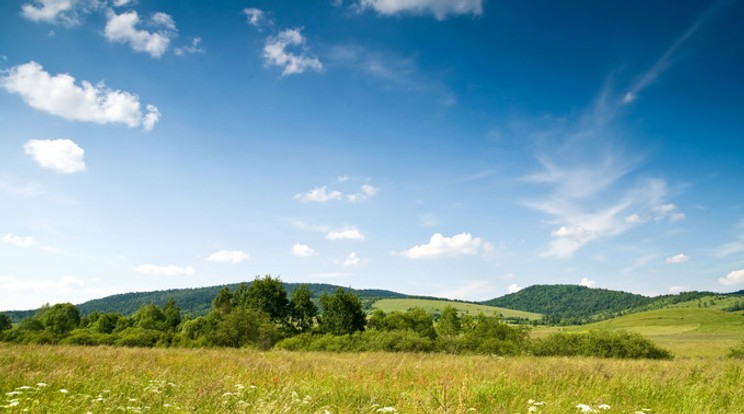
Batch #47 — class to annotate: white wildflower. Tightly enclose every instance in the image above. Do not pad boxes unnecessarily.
[236,384,245,390]
[8,400,20,407]
[6,391,21,396]
[529,407,538,412]
[59,389,69,394]
[16,386,32,390]
[37,382,47,387]
[598,404,611,410]
[376,407,398,413]
[576,404,598,413]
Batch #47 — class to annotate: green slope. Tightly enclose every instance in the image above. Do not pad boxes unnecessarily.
[371,298,542,321]
[535,308,744,358]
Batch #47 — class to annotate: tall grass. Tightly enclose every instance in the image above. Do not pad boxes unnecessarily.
[2,343,743,413]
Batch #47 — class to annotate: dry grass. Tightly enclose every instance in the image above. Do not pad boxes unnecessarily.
[2,343,744,413]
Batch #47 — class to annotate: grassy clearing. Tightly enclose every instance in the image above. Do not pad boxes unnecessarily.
[1,343,743,413]
[532,308,744,358]
[371,298,542,321]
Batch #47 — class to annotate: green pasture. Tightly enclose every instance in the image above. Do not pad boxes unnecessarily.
[370,298,542,321]
[532,307,744,358]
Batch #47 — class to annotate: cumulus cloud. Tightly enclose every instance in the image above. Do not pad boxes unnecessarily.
[579,277,596,288]
[135,264,194,276]
[719,269,744,287]
[294,186,343,203]
[346,184,378,202]
[104,10,176,58]
[23,139,86,173]
[669,286,688,294]
[263,28,323,76]
[400,232,486,259]
[2,61,160,130]
[665,253,689,264]
[207,249,249,264]
[508,283,522,294]
[2,233,37,248]
[326,227,365,241]
[21,0,81,25]
[358,0,483,20]
[292,243,316,257]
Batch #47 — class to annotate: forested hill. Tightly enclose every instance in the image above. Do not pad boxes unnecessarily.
[6,283,407,322]
[481,285,651,322]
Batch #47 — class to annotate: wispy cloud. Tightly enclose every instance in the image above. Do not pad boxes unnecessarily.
[326,227,365,241]
[622,0,725,104]
[665,253,689,264]
[294,183,378,203]
[434,279,493,300]
[135,264,194,276]
[2,233,37,248]
[207,249,249,264]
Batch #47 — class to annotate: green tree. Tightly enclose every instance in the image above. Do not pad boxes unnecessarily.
[289,284,318,332]
[318,288,366,335]
[0,313,12,331]
[437,306,461,336]
[211,287,234,316]
[93,312,122,334]
[40,303,81,335]
[133,304,166,331]
[163,298,182,332]
[235,275,289,323]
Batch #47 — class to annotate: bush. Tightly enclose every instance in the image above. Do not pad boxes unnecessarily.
[114,328,163,347]
[530,330,673,360]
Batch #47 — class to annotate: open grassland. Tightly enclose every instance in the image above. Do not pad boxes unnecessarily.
[2,344,744,413]
[532,308,744,358]
[371,298,542,321]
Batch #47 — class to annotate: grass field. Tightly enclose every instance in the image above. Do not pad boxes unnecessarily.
[2,343,743,413]
[532,308,744,358]
[370,298,542,321]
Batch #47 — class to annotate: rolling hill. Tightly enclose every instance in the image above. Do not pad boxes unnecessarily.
[370,298,542,322]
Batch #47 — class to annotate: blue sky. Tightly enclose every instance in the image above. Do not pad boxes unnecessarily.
[2,0,744,310]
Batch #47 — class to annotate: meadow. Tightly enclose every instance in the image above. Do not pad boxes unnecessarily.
[2,343,743,413]
[371,299,542,321]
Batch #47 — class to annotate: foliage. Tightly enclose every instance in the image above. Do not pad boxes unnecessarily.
[288,284,318,332]
[530,330,673,359]
[318,288,367,335]
[233,276,289,323]
[0,313,12,331]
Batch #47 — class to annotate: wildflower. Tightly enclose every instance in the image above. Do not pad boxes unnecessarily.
[598,404,611,410]
[59,389,69,394]
[37,383,47,387]
[222,392,234,397]
[8,400,20,407]
[576,404,598,413]
[376,407,398,413]
[532,401,545,406]
[236,384,245,390]
[528,406,538,412]
[6,391,21,396]
[16,386,32,390]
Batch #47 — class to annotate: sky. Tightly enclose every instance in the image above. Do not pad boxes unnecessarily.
[1,0,744,311]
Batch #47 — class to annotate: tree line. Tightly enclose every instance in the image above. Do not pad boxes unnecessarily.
[0,275,672,359]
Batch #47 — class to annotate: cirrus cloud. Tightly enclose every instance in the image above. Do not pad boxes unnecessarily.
[2,61,160,130]
[400,232,487,259]
[24,139,86,174]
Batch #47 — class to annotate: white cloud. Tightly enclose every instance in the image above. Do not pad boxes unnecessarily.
[2,233,37,248]
[343,252,361,267]
[346,184,378,202]
[625,213,645,224]
[243,7,266,27]
[653,203,685,222]
[358,0,483,20]
[665,253,689,264]
[292,244,316,257]
[579,277,596,288]
[21,0,80,25]
[207,249,249,264]
[2,61,159,130]
[23,139,86,174]
[719,269,744,287]
[400,232,485,259]
[135,264,194,276]
[263,28,323,76]
[174,37,204,56]
[326,227,365,241]
[112,0,131,6]
[105,10,176,58]
[508,283,522,294]
[294,186,343,203]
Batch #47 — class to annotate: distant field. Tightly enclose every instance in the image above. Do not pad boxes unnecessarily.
[2,344,743,413]
[532,308,744,358]
[370,298,543,321]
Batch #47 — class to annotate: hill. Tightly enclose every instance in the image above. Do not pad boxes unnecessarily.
[481,284,651,323]
[370,298,542,322]
[5,282,406,323]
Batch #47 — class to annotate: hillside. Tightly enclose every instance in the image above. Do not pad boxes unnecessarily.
[370,298,542,322]
[481,284,651,323]
[5,282,406,322]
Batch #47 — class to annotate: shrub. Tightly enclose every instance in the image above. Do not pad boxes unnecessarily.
[530,330,673,359]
